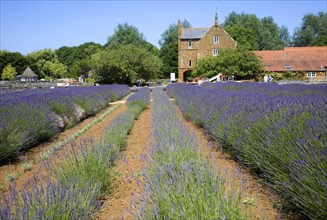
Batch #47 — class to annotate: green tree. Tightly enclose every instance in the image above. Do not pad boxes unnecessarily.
[293,12,327,46]
[223,12,289,50]
[92,44,162,84]
[0,50,29,75]
[106,23,148,50]
[193,49,263,80]
[1,64,17,80]
[27,49,67,79]
[279,25,291,47]
[224,25,258,50]
[159,20,191,78]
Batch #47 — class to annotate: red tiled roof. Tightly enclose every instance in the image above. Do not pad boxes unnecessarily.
[255,46,327,72]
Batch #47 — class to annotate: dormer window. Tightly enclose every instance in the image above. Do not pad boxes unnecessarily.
[214,35,219,44]
[188,40,192,48]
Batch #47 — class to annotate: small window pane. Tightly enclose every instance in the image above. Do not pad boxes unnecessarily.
[214,36,219,43]
[188,40,192,48]
[212,49,219,56]
[189,60,192,67]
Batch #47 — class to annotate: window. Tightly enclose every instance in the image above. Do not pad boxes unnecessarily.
[212,49,219,56]
[308,72,316,77]
[189,60,192,67]
[188,40,192,48]
[214,35,219,44]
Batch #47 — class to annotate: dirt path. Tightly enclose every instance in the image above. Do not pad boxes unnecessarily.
[168,96,281,220]
[96,103,152,220]
[0,100,127,192]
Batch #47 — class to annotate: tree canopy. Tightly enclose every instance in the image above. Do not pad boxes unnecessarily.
[158,20,191,78]
[0,50,29,75]
[55,42,102,78]
[91,44,162,84]
[223,12,288,50]
[27,49,67,79]
[1,64,17,80]
[293,12,327,46]
[193,48,263,80]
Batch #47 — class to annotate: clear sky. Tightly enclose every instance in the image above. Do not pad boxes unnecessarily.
[0,0,326,55]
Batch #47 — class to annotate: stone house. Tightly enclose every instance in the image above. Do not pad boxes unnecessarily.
[255,46,327,80]
[178,13,237,82]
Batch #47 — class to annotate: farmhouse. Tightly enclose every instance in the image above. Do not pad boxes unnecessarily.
[255,46,327,80]
[178,13,237,82]
[16,66,38,82]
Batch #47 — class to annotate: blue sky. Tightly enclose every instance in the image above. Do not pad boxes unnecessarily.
[1,0,326,55]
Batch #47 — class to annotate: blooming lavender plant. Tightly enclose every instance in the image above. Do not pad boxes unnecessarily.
[0,87,150,219]
[0,85,130,161]
[167,82,327,219]
[136,88,248,219]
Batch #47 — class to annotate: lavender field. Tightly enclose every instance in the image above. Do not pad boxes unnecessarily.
[167,82,327,219]
[0,85,130,161]
[0,88,150,219]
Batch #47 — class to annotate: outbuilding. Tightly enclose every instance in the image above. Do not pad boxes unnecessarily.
[16,66,38,82]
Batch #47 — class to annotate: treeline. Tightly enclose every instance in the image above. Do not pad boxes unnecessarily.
[1,11,326,83]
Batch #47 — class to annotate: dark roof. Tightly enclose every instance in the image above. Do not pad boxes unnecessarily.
[180,28,210,39]
[255,46,327,72]
[21,66,38,77]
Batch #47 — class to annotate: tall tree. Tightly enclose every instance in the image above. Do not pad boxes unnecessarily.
[0,50,29,75]
[27,49,67,79]
[106,23,148,50]
[159,20,191,78]
[55,42,102,78]
[91,44,162,84]
[279,25,291,47]
[293,12,327,46]
[224,25,258,50]
[223,12,289,50]
[1,64,17,80]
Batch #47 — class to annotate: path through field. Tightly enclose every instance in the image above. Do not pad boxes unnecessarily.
[1,90,293,219]
[96,100,152,220]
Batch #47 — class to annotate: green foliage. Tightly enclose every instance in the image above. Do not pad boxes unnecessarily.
[1,64,17,80]
[105,23,155,52]
[0,50,29,75]
[224,25,258,50]
[55,42,102,78]
[159,20,191,78]
[92,44,162,84]
[293,12,327,46]
[193,48,263,80]
[27,48,67,79]
[223,11,288,50]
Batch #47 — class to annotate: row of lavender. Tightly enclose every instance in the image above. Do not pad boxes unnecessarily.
[136,88,248,219]
[0,88,151,219]
[166,82,327,219]
[0,85,130,161]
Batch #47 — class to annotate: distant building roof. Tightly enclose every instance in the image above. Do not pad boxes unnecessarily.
[21,66,38,77]
[255,46,327,72]
[180,28,210,39]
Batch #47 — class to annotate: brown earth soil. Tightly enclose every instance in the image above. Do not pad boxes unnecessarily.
[96,102,152,220]
[0,100,127,193]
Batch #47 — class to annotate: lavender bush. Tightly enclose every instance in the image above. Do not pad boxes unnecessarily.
[0,85,130,161]
[0,88,150,219]
[166,82,327,219]
[136,88,248,219]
